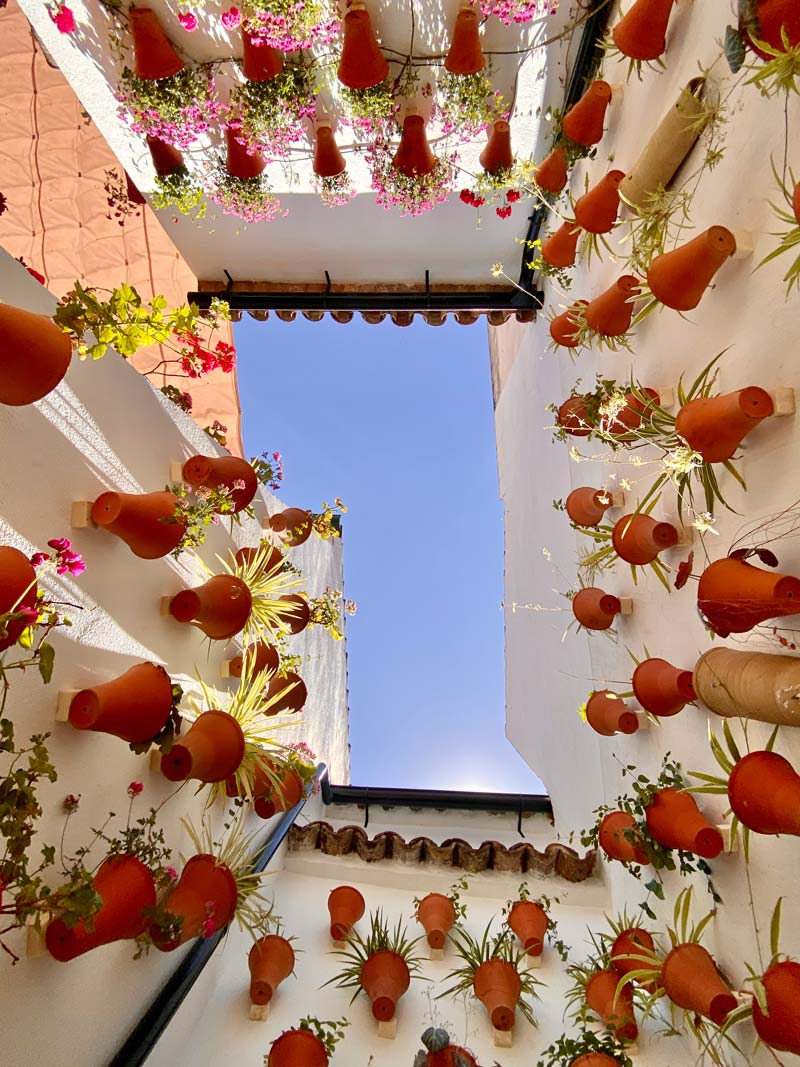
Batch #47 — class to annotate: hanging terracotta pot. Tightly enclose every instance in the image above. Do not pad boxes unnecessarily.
[508,900,549,957]
[228,641,280,678]
[159,710,245,783]
[473,958,521,1031]
[249,934,295,1004]
[181,454,258,513]
[752,960,800,1054]
[235,544,285,571]
[584,275,640,336]
[550,302,588,349]
[360,950,410,1020]
[697,557,800,638]
[562,80,613,145]
[645,788,723,858]
[417,893,456,949]
[612,0,675,61]
[574,170,625,234]
[225,126,266,180]
[572,588,621,631]
[169,574,253,640]
[146,136,185,177]
[632,657,695,717]
[661,942,736,1024]
[129,7,185,81]
[746,0,800,59]
[91,490,184,560]
[68,662,172,743]
[242,28,283,80]
[276,593,311,634]
[0,305,72,406]
[0,546,37,652]
[479,120,513,175]
[313,126,346,178]
[601,389,660,437]
[585,969,638,1041]
[586,690,639,737]
[46,855,156,961]
[268,1029,328,1067]
[254,766,304,819]
[675,388,774,463]
[269,508,313,546]
[611,513,678,566]
[393,115,436,177]
[566,487,614,528]
[265,671,307,714]
[541,220,581,268]
[611,927,656,986]
[328,885,365,940]
[444,7,485,75]
[338,4,388,90]
[598,811,650,865]
[557,395,593,436]
[535,146,568,193]
[152,854,238,951]
[727,750,800,835]
[647,226,736,310]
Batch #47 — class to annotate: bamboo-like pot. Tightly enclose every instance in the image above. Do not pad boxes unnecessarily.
[693,647,800,726]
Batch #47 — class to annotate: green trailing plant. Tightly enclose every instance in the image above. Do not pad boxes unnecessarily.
[206,161,283,225]
[758,162,800,294]
[413,875,470,925]
[230,63,315,156]
[308,587,356,640]
[129,681,184,756]
[503,884,571,961]
[116,65,222,149]
[164,481,244,558]
[437,70,505,140]
[291,1017,350,1058]
[341,80,398,129]
[151,169,207,220]
[537,1030,633,1067]
[618,185,694,275]
[324,909,425,1000]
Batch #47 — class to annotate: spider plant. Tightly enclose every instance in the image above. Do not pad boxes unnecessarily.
[618,185,695,275]
[575,497,672,591]
[324,909,425,1001]
[215,542,304,642]
[758,162,800,294]
[568,296,639,355]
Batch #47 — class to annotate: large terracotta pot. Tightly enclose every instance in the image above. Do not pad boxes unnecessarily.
[728,750,800,835]
[235,544,285,571]
[169,575,253,640]
[584,275,640,336]
[152,854,238,950]
[360,949,410,1020]
[228,640,280,679]
[338,5,388,90]
[226,127,266,180]
[557,396,593,436]
[632,657,695,717]
[793,179,800,226]
[574,170,625,234]
[645,788,723,858]
[269,508,312,546]
[181,454,258,513]
[535,146,568,193]
[661,942,736,1023]
[675,388,774,463]
[566,487,614,528]
[752,960,800,1054]
[313,126,346,179]
[746,0,800,59]
[92,490,184,560]
[508,900,549,956]
[0,305,72,406]
[473,958,521,1031]
[601,389,660,437]
[611,513,678,566]
[417,892,456,949]
[254,766,304,819]
[268,1029,328,1067]
[542,220,581,268]
[242,29,283,80]
[697,557,800,638]
[0,546,37,652]
[586,690,638,736]
[445,8,485,75]
[562,80,612,145]
[265,671,307,714]
[328,885,365,940]
[393,115,436,178]
[550,302,587,349]
[249,934,295,1004]
[479,120,513,175]
[130,7,184,81]
[68,662,172,743]
[612,0,675,61]
[46,855,156,961]
[572,588,620,631]
[159,710,245,783]
[146,136,185,176]
[585,969,638,1041]
[598,811,650,865]
[647,226,736,311]
[276,593,311,634]
[611,927,656,985]
[692,647,800,726]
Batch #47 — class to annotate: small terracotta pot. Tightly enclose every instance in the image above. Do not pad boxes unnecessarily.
[562,80,613,145]
[793,179,800,226]
[393,115,436,178]
[46,855,156,961]
[612,0,675,61]
[92,490,184,560]
[541,220,581,268]
[338,6,388,90]
[675,388,774,463]
[697,557,800,638]
[574,170,625,234]
[146,136,185,177]
[225,126,266,180]
[265,671,307,714]
[584,275,640,336]
[328,885,365,940]
[585,969,638,1041]
[611,513,678,566]
[566,487,614,528]
[254,766,304,819]
[550,302,587,349]
[269,508,312,546]
[0,305,72,406]
[601,389,660,437]
[661,942,736,1024]
[249,934,295,1004]
[572,588,621,631]
[557,395,593,436]
[535,146,568,193]
[228,641,280,678]
[586,690,639,736]
[181,454,258,513]
[417,892,456,949]
[242,28,283,80]
[0,546,37,653]
[728,750,800,835]
[169,575,253,640]
[426,1048,478,1067]
[479,120,513,175]
[235,544,284,571]
[632,657,695,717]
[645,788,723,858]
[152,854,238,950]
[746,0,800,59]
[473,958,521,1031]
[360,949,410,1020]
[68,662,173,743]
[276,594,311,634]
[572,1056,626,1067]
[508,900,549,957]
[159,710,245,783]
[611,927,656,986]
[752,960,800,1054]
[598,811,650,865]
[268,1029,328,1067]
[444,8,485,74]
[313,126,346,179]
[130,7,184,80]
[647,226,736,311]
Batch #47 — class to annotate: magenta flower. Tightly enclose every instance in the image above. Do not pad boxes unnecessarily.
[177,10,198,31]
[13,605,40,626]
[165,865,178,882]
[49,3,75,33]
[221,6,241,29]
[56,550,86,576]
[63,793,81,813]
[48,538,72,552]
[127,781,144,798]
[201,916,217,938]
[30,552,49,567]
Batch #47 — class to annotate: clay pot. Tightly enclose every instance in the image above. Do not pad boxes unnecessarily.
[393,115,436,178]
[426,1049,478,1067]
[338,5,388,90]
[692,647,800,726]
[541,220,581,268]
[647,226,736,311]
[0,305,72,406]
[574,170,625,234]
[328,885,365,940]
[265,671,307,714]
[276,593,311,634]
[479,120,513,175]
[632,657,695,717]
[566,487,614,528]
[612,0,675,61]
[159,710,245,783]
[417,892,456,949]
[242,29,283,80]
[46,855,156,961]
[557,395,593,436]
[572,1056,626,1067]
[675,388,774,463]
[0,546,38,652]
[268,1029,328,1067]
[313,126,346,178]
[235,544,285,571]
[793,180,800,226]
[598,811,650,865]
[661,942,736,1024]
[697,557,800,638]
[228,641,280,678]
[360,950,410,1020]
[550,302,587,349]
[68,662,173,743]
[152,854,238,950]
[225,127,266,180]
[752,960,800,1054]
[572,588,621,631]
[611,513,678,566]
[508,900,549,957]
[254,766,304,819]
[535,146,568,193]
[473,958,521,1031]
[92,490,184,560]
[249,934,295,1004]
[181,454,258,513]
[146,136,185,177]
[728,750,800,835]
[584,275,640,336]
[445,8,485,75]
[562,80,612,145]
[611,927,656,984]
[586,690,639,736]
[130,7,184,81]
[585,969,638,1040]
[645,788,723,858]
[747,0,800,59]
[601,389,660,437]
[269,508,312,546]
[169,574,253,640]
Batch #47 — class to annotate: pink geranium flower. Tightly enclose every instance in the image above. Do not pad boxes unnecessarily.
[127,781,144,798]
[221,6,241,29]
[178,11,198,31]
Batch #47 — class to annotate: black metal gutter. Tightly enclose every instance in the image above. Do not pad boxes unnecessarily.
[108,763,327,1067]
[322,781,552,817]
[187,284,544,313]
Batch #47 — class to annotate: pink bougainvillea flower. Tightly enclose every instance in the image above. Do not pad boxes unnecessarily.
[49,3,75,33]
[221,6,241,29]
[127,781,144,798]
[30,552,49,567]
[177,10,198,31]
[63,793,81,813]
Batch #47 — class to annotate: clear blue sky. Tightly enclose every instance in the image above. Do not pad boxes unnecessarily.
[236,315,544,795]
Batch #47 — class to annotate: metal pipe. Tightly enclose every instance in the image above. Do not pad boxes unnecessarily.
[323,783,552,816]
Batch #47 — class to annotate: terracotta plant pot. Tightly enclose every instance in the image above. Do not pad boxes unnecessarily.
[265,671,307,714]
[611,513,678,566]
[585,969,638,1041]
[242,29,283,80]
[0,305,72,406]
[535,146,568,193]
[130,7,184,81]
[181,454,258,513]
[675,388,774,463]
[542,220,581,268]
[228,641,280,678]
[647,226,736,310]
[425,1048,478,1067]
[557,395,593,436]
[728,750,800,835]
[269,508,312,546]
[550,302,588,349]
[479,120,513,175]
[697,557,800,638]
[152,854,238,950]
[338,5,388,90]
[632,657,695,717]
[268,1029,328,1067]
[793,180,800,226]
[572,588,621,631]
[249,934,295,1004]
[276,593,311,634]
[159,710,245,783]
[46,855,156,961]
[91,490,184,560]
[328,885,365,941]
[417,892,456,949]
[146,136,185,176]
[572,1056,626,1067]
[692,647,800,726]
[574,170,625,234]
[226,126,266,180]
[508,900,549,957]
[0,546,37,652]
[393,115,436,178]
[746,0,800,58]
[586,690,639,737]
[562,80,612,145]
[601,389,660,437]
[473,958,521,1031]
[661,942,736,1023]
[752,960,800,1054]
[611,927,656,986]
[360,949,410,1020]
[645,788,723,858]
[169,574,253,640]
[598,811,650,865]
[254,766,304,819]
[68,662,173,743]
[235,544,285,571]
[566,487,614,528]
[584,275,640,336]
[313,126,346,179]
[445,8,485,75]
[612,0,675,61]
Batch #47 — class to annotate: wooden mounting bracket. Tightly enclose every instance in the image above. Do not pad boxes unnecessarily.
[249,1003,270,1022]
[493,1028,513,1048]
[619,597,634,615]
[55,690,78,722]
[377,1019,397,1040]
[71,501,94,528]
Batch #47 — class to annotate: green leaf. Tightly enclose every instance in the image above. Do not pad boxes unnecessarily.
[770,897,783,960]
[38,642,56,684]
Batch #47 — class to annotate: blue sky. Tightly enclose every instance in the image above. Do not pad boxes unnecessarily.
[236,315,544,795]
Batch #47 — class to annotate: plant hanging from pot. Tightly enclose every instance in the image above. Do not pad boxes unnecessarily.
[537,1030,633,1067]
[366,114,457,216]
[151,166,207,219]
[436,69,506,143]
[207,130,284,223]
[241,0,338,51]
[758,164,800,294]
[266,1016,349,1066]
[117,64,223,149]
[231,60,315,158]
[565,952,639,1045]
[503,884,570,961]
[479,0,554,26]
